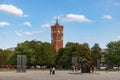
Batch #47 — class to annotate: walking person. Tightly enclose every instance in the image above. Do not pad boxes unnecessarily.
[50,67,52,75]
[52,67,55,75]
[105,65,109,73]
[91,65,94,73]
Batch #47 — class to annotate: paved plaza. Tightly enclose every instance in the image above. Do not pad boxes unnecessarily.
[0,70,120,80]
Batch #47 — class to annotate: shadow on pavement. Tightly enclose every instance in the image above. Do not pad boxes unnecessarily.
[68,72,100,75]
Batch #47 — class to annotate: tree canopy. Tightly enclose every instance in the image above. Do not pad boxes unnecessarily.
[0,49,14,67]
[91,43,102,66]
[12,40,56,67]
[56,42,92,68]
[0,40,104,69]
[105,41,120,67]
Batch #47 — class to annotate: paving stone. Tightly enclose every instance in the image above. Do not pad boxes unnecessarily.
[0,70,120,80]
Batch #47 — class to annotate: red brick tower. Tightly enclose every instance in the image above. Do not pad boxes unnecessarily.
[51,18,63,52]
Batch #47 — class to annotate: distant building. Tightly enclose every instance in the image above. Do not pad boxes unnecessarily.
[51,18,63,52]
[6,47,15,51]
[100,48,107,66]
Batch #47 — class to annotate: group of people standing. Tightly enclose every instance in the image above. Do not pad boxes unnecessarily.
[72,65,95,73]
[50,67,55,75]
[88,65,95,73]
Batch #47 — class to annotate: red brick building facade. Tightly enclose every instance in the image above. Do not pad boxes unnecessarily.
[51,19,63,52]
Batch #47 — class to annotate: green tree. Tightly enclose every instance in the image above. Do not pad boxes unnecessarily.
[56,42,92,68]
[0,49,14,67]
[91,43,102,67]
[3,50,14,65]
[13,40,56,67]
[0,49,3,67]
[38,42,56,66]
[105,41,120,67]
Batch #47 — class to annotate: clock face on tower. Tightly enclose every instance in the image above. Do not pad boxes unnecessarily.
[58,30,60,33]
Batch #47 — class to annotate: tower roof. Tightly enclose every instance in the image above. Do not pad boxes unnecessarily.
[55,17,59,25]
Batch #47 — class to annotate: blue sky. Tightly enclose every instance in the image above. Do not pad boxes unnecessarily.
[0,0,120,49]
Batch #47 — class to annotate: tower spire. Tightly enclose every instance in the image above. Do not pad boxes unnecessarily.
[55,16,59,25]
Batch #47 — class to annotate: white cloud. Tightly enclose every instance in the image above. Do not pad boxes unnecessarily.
[41,23,50,28]
[16,30,44,36]
[23,21,32,27]
[117,36,120,39]
[114,2,120,6]
[0,21,10,27]
[16,31,23,36]
[24,32,33,35]
[33,30,44,33]
[102,15,112,20]
[110,2,120,7]
[23,14,29,17]
[61,14,92,22]
[0,4,26,17]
